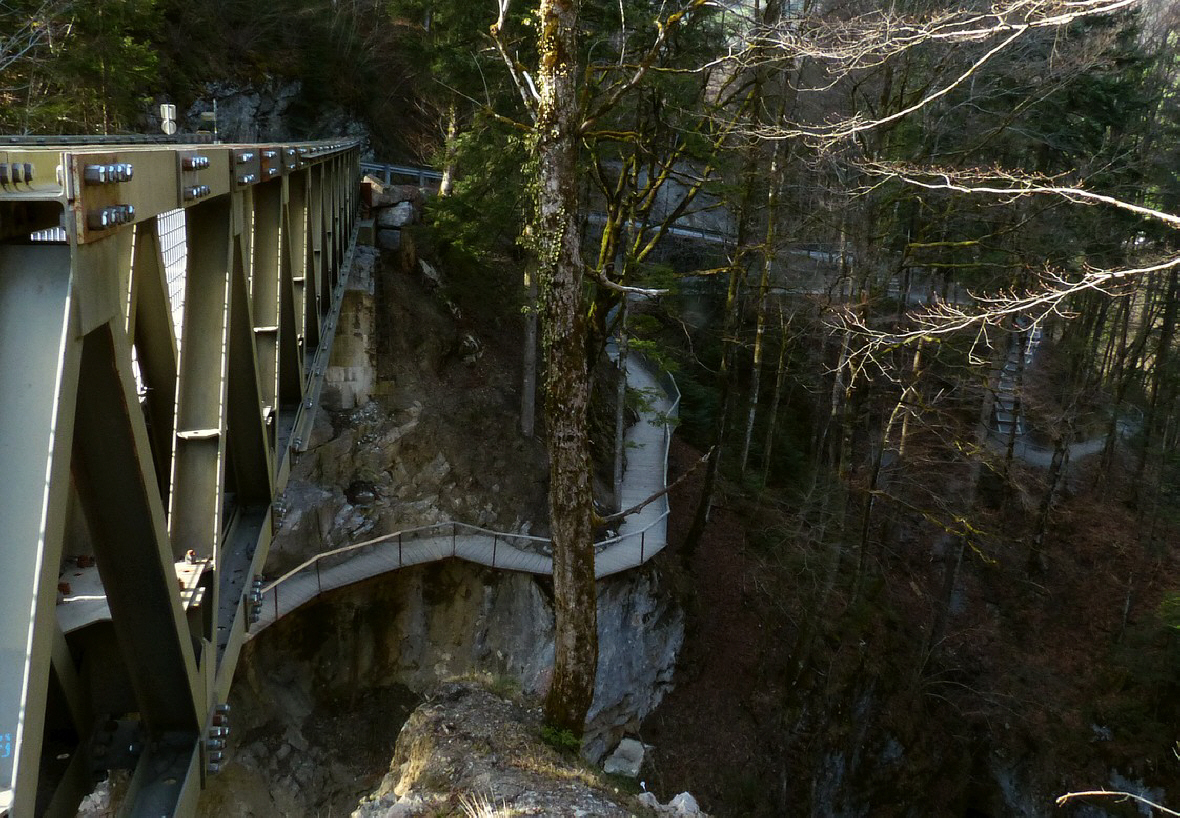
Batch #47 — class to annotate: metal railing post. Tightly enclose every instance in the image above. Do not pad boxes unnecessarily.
[273,587,279,621]
[316,560,322,593]
[492,534,497,568]
[640,531,645,563]
[398,532,403,567]
[452,522,457,556]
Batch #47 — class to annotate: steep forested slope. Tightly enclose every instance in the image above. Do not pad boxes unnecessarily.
[10,0,1180,813]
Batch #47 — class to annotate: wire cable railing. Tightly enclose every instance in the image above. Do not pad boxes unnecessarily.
[248,351,679,635]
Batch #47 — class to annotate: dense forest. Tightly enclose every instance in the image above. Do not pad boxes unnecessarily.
[9,0,1180,813]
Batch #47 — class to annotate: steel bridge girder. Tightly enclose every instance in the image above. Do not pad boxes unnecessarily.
[0,139,360,817]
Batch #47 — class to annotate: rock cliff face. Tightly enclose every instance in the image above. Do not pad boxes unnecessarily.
[588,568,684,760]
[183,80,372,154]
[266,241,549,575]
[197,228,686,814]
[201,560,681,814]
[243,559,679,744]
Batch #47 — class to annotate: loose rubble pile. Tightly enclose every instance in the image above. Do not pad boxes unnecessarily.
[266,204,548,575]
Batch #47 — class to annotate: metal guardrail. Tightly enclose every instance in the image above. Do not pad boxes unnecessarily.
[360,161,443,188]
[358,161,735,247]
[584,210,733,247]
[250,352,680,634]
[0,133,216,146]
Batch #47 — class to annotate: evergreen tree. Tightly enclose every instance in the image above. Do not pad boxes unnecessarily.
[1,0,160,132]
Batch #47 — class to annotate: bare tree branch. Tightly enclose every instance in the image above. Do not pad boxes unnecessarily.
[590,267,670,296]
[598,447,711,525]
[582,0,711,132]
[862,162,1180,230]
[0,1,56,77]
[844,256,1180,350]
[1056,790,1180,816]
[487,0,539,119]
[717,0,1144,147]
[733,0,1140,71]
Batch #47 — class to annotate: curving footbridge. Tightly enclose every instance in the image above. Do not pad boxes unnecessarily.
[249,349,678,634]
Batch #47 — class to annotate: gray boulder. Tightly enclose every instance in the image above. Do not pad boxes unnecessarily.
[602,738,645,777]
[669,792,702,814]
[377,201,415,228]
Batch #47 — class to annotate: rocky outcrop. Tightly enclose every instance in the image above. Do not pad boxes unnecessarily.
[352,682,643,817]
[639,790,709,815]
[183,80,371,153]
[604,738,647,776]
[196,683,420,818]
[268,243,541,576]
[365,179,422,251]
[267,399,540,575]
[204,569,688,817]
[587,569,684,761]
[184,81,302,142]
[376,202,415,229]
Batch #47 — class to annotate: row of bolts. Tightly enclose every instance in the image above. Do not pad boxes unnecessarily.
[81,146,332,229]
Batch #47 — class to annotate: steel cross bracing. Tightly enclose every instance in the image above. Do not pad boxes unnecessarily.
[0,138,360,816]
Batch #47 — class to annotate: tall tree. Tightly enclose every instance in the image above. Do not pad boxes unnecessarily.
[527,0,599,735]
[1,0,159,132]
[490,0,719,734]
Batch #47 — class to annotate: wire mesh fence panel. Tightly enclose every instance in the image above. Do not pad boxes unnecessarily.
[157,209,187,345]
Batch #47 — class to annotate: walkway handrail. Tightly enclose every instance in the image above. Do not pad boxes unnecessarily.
[251,351,679,634]
[360,161,443,187]
[262,521,552,591]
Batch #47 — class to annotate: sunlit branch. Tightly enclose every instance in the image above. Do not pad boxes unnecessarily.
[714,0,1142,146]
[0,1,56,76]
[751,27,1025,145]
[732,0,1140,72]
[582,0,710,132]
[589,266,670,296]
[487,0,539,119]
[862,163,1180,229]
[844,257,1180,350]
[1056,790,1180,817]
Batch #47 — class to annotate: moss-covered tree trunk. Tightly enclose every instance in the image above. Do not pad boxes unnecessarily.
[535,0,598,738]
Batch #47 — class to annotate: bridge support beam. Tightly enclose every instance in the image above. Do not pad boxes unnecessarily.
[0,139,359,817]
[73,323,203,731]
[0,245,79,818]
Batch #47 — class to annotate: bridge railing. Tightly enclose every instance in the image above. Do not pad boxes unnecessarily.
[359,160,443,188]
[251,352,679,634]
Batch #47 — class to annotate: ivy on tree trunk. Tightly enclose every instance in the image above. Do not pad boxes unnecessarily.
[534,0,598,738]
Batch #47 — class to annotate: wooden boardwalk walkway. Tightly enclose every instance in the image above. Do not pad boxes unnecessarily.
[249,353,679,636]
